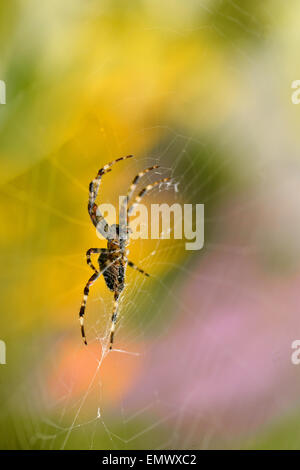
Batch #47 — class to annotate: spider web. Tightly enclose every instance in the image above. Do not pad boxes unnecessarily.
[6,115,300,451]
[21,121,271,451]
[35,132,203,451]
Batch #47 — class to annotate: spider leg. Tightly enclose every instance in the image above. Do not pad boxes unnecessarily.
[86,248,108,273]
[128,260,150,277]
[120,165,160,222]
[88,155,134,237]
[79,271,101,345]
[127,177,171,216]
[109,292,120,350]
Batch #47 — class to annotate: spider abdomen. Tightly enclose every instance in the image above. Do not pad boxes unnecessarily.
[98,252,125,293]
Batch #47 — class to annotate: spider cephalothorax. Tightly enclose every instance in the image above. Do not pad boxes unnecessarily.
[79,155,170,349]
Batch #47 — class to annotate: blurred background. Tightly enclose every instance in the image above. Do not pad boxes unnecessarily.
[1,0,300,449]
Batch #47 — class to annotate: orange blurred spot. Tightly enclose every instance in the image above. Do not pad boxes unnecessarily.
[46,337,142,409]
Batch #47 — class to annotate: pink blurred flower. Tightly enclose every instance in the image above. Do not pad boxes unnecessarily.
[125,189,300,441]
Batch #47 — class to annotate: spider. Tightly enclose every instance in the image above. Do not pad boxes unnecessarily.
[79,155,170,350]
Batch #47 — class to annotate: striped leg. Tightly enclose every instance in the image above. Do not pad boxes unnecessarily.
[126,165,159,202]
[109,292,120,350]
[119,165,160,236]
[128,260,150,277]
[128,177,171,216]
[88,155,134,236]
[79,271,101,345]
[86,248,108,273]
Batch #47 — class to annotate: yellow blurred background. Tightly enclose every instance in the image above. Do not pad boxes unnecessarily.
[1,0,300,449]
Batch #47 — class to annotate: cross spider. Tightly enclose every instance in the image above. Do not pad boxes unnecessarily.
[79,155,170,350]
